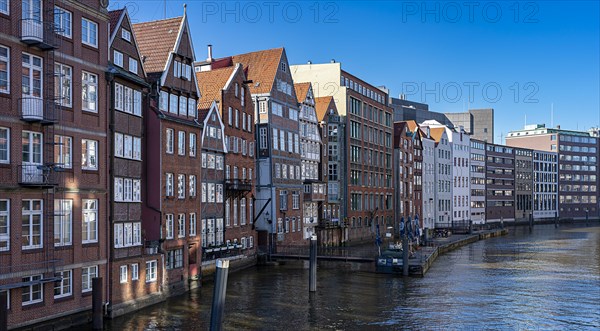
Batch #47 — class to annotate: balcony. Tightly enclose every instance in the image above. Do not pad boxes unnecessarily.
[18,164,57,187]
[19,98,57,124]
[20,19,57,50]
[225,179,252,192]
[304,182,326,202]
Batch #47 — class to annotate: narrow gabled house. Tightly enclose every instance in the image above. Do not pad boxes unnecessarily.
[107,7,162,317]
[295,82,325,240]
[195,60,257,269]
[393,122,415,234]
[133,8,202,295]
[314,96,345,245]
[404,120,424,229]
[196,102,226,270]
[197,48,304,250]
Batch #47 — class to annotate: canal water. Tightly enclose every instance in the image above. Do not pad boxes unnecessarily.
[105,224,600,330]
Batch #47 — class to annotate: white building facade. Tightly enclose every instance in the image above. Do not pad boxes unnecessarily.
[533,150,558,219]
[470,139,486,224]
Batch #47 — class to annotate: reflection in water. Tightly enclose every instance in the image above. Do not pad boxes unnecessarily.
[104,225,600,330]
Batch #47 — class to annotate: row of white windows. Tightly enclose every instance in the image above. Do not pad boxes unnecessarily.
[227,107,252,132]
[113,51,138,75]
[165,213,197,239]
[201,152,224,170]
[225,166,252,181]
[201,218,223,247]
[165,173,197,199]
[0,48,98,112]
[224,198,253,227]
[3,260,156,308]
[267,101,299,121]
[0,129,98,170]
[114,222,141,248]
[341,75,385,104]
[159,91,197,118]
[173,60,192,81]
[201,183,224,203]
[279,191,300,210]
[114,83,142,116]
[0,199,97,251]
[276,217,302,233]
[272,129,300,154]
[114,177,141,202]
[275,163,301,180]
[166,129,197,157]
[114,133,141,160]
[224,136,254,157]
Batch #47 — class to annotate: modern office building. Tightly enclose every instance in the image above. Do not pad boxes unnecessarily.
[389,96,448,124]
[533,150,558,219]
[291,62,394,243]
[514,147,533,222]
[485,143,515,222]
[506,124,599,219]
[470,139,486,224]
[445,108,494,143]
[0,1,109,328]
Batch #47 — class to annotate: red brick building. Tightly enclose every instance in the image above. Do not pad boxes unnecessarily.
[133,10,202,295]
[106,8,163,317]
[393,122,415,223]
[195,62,257,262]
[0,0,109,328]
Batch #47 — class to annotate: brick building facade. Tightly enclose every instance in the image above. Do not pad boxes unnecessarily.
[0,0,109,328]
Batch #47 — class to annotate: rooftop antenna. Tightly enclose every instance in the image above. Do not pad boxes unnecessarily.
[551,103,554,128]
[525,114,527,127]
[164,0,166,19]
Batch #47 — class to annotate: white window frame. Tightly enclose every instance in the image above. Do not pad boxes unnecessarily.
[81,139,98,170]
[178,213,185,238]
[113,50,123,67]
[55,62,72,107]
[0,199,9,251]
[81,18,98,47]
[121,28,131,42]
[169,93,178,114]
[178,131,185,155]
[146,260,157,283]
[81,265,98,293]
[0,45,9,94]
[189,133,196,157]
[54,199,72,247]
[55,7,72,38]
[133,90,142,116]
[22,274,43,306]
[165,214,174,239]
[54,270,72,299]
[22,199,43,249]
[166,129,174,154]
[54,135,72,168]
[0,0,9,15]
[166,173,174,196]
[120,265,128,283]
[114,83,123,111]
[131,264,139,280]
[177,174,185,199]
[189,213,197,236]
[82,199,98,243]
[159,91,168,112]
[82,71,98,112]
[189,175,196,197]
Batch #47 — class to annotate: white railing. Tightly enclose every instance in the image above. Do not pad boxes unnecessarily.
[21,18,44,42]
[21,164,44,184]
[21,97,44,121]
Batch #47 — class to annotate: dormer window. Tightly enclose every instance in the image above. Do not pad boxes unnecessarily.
[121,29,131,42]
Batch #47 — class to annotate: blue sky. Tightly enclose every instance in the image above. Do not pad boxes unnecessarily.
[115,0,600,143]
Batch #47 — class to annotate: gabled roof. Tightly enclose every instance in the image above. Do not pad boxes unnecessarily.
[315,96,336,121]
[229,48,284,95]
[294,82,311,103]
[429,127,447,144]
[109,9,124,33]
[405,120,419,133]
[195,66,236,111]
[132,16,183,75]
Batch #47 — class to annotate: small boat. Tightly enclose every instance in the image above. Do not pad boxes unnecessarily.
[375,245,404,274]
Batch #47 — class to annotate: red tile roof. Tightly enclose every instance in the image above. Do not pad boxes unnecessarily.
[195,66,236,111]
[294,82,311,103]
[230,48,284,95]
[314,96,336,121]
[108,9,124,34]
[132,16,182,75]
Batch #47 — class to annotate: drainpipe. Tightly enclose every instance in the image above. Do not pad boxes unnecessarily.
[105,68,116,316]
